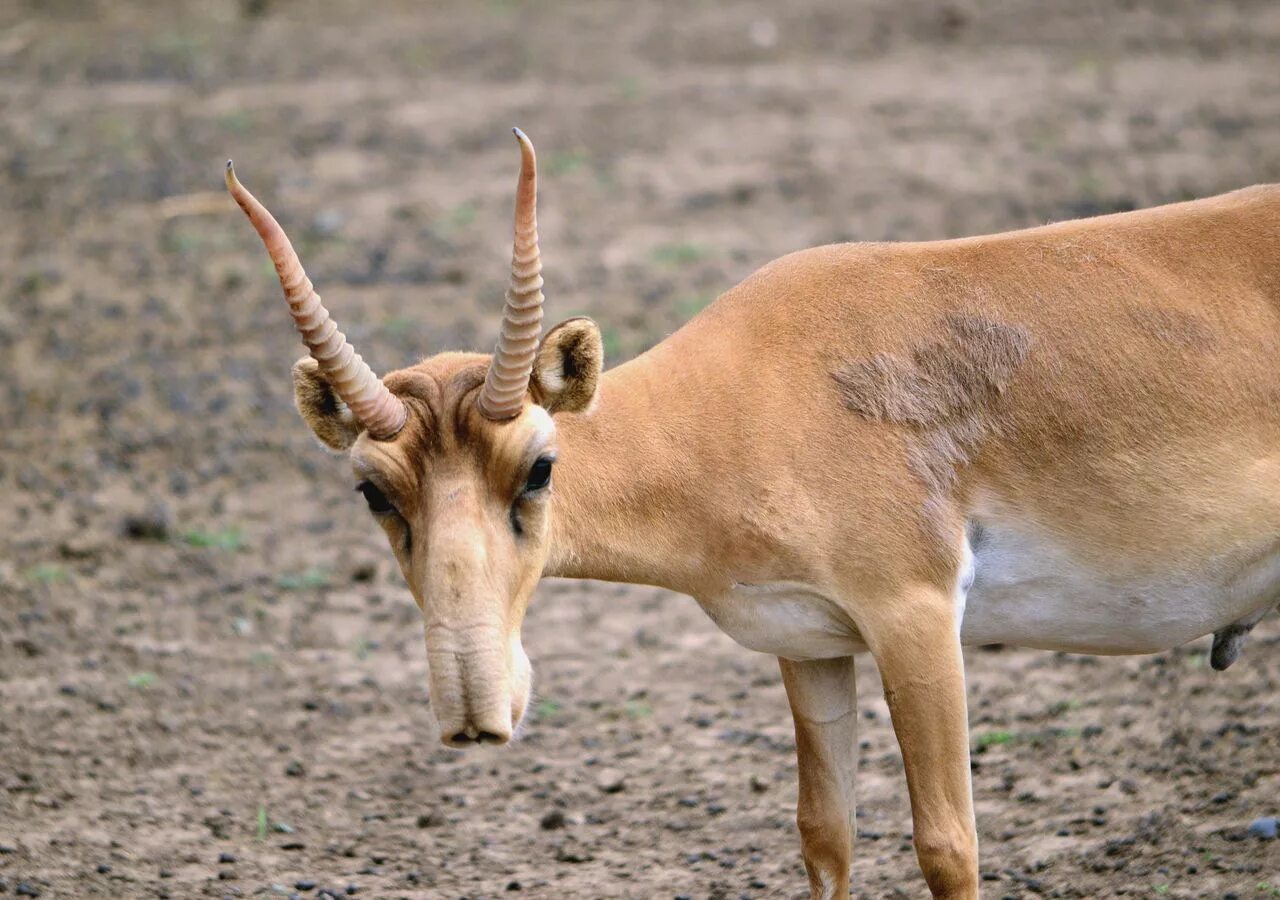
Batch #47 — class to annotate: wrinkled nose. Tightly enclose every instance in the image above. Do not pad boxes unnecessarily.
[442,718,512,748]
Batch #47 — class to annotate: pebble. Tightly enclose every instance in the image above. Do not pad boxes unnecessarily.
[285,760,306,777]
[539,810,566,830]
[295,879,317,891]
[218,852,237,864]
[96,863,112,874]
[595,768,626,793]
[416,811,443,828]
[122,505,171,541]
[16,883,41,897]
[1247,816,1278,839]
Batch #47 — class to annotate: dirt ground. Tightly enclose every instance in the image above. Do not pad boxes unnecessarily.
[2,1,1280,897]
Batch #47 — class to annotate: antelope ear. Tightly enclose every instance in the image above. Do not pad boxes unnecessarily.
[532,317,602,414]
[292,356,361,451]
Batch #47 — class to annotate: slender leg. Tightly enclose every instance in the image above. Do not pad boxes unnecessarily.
[862,585,978,899]
[779,655,858,900]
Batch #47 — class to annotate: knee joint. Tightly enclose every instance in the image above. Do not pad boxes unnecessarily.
[915,831,978,896]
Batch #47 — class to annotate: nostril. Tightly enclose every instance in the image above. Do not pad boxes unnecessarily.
[443,729,509,748]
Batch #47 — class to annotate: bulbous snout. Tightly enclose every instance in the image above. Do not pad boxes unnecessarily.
[425,623,531,750]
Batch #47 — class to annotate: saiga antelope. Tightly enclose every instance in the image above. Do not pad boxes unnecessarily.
[226,130,1280,898]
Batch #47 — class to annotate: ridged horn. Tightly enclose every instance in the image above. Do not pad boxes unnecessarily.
[478,128,545,420]
[225,160,407,440]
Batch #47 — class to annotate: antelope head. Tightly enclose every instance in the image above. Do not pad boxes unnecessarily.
[227,130,603,747]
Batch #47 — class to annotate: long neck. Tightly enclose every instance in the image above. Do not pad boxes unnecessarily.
[545,355,716,597]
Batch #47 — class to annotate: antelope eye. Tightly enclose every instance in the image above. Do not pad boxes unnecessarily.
[357,481,395,515]
[525,456,554,493]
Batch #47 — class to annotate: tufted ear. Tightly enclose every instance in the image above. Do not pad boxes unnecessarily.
[292,356,361,451]
[531,317,603,415]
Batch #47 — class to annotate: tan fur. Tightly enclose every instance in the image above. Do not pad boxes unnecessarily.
[286,184,1280,898]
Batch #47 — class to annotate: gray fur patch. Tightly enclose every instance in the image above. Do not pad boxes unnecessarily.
[833,314,1031,502]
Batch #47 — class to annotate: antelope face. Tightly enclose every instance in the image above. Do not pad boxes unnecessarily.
[296,336,599,747]
[229,129,602,747]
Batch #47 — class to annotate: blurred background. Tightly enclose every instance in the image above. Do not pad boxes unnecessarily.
[2,1,1279,897]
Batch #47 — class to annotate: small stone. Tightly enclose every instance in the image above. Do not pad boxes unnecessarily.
[415,811,442,828]
[539,810,566,830]
[295,880,317,891]
[677,796,699,808]
[285,760,306,778]
[505,881,522,891]
[96,863,112,874]
[554,843,593,863]
[1211,791,1234,804]
[16,883,41,897]
[749,775,769,793]
[122,505,171,542]
[218,853,237,864]
[706,801,727,815]
[595,768,626,793]
[1247,816,1278,840]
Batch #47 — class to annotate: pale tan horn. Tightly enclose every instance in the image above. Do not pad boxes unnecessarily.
[478,128,545,420]
[225,161,407,440]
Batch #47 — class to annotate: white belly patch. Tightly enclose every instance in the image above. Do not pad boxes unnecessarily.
[696,523,1277,660]
[961,521,1280,654]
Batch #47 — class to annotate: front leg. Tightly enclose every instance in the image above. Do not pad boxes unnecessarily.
[862,584,978,898]
[779,656,858,899]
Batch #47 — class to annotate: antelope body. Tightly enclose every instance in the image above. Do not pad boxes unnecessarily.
[228,133,1280,898]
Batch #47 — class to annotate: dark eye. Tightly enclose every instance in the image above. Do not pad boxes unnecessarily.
[357,481,395,515]
[524,456,553,493]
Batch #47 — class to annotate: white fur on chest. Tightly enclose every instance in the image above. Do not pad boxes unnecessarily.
[961,521,1280,654]
[698,582,866,661]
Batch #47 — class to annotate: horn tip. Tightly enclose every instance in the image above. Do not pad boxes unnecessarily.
[224,159,239,192]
